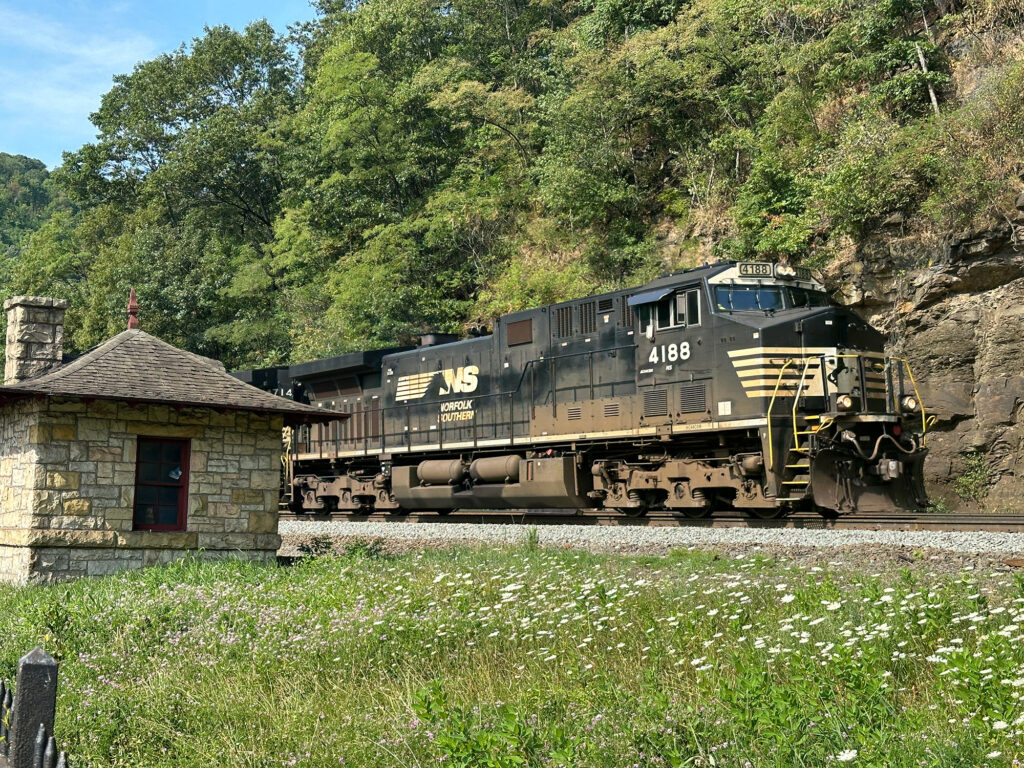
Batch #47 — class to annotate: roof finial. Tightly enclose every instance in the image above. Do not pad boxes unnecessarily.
[127,287,140,330]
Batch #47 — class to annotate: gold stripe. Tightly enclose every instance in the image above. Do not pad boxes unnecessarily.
[735,369,819,379]
[306,418,772,459]
[740,378,819,388]
[728,346,836,359]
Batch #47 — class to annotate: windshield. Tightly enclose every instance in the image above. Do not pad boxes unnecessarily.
[715,285,831,312]
[715,286,784,311]
[785,287,830,308]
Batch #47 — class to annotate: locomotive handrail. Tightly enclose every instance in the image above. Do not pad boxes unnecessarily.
[791,356,818,447]
[888,357,928,446]
[765,359,795,476]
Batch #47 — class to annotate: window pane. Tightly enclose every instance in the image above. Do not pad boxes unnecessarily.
[157,506,179,526]
[136,486,158,505]
[656,300,673,329]
[162,443,182,463]
[687,291,700,326]
[715,286,782,311]
[758,289,783,310]
[134,504,157,526]
[139,463,161,482]
[140,441,161,462]
[159,487,179,507]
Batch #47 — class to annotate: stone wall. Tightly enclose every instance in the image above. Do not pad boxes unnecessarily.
[0,397,284,583]
[823,214,1024,510]
[4,296,67,384]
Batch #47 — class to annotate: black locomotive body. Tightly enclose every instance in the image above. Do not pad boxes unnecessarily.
[242,262,929,517]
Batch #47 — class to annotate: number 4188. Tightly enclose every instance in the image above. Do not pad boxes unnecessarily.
[648,342,690,364]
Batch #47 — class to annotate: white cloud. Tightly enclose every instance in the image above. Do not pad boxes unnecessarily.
[0,3,158,165]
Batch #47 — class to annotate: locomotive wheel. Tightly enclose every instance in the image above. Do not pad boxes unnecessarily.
[747,507,786,520]
[679,506,712,519]
[610,505,647,518]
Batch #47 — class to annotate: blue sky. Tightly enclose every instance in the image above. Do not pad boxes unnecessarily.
[0,1,319,169]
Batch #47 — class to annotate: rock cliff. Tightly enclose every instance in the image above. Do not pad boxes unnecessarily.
[823,197,1024,510]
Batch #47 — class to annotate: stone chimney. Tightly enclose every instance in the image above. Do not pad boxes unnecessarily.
[4,296,68,385]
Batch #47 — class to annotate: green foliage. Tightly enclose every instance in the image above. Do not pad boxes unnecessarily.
[0,154,59,261]
[2,0,1023,365]
[953,451,992,503]
[0,549,1018,765]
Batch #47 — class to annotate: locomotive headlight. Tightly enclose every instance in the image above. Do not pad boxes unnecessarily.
[836,394,854,411]
[900,395,919,413]
[775,264,796,278]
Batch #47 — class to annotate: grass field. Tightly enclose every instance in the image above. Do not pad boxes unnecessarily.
[0,540,1021,767]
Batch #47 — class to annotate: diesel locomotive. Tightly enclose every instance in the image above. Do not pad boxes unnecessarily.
[235,261,929,517]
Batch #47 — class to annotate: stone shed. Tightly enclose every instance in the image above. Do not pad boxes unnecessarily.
[0,295,340,583]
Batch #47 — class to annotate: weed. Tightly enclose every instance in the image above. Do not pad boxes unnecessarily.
[339,537,384,558]
[523,526,540,551]
[297,534,334,558]
[953,451,992,503]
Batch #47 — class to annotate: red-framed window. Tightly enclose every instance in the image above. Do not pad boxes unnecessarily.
[133,437,190,531]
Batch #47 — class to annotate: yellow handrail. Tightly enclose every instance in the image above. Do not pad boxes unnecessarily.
[791,356,816,447]
[766,359,794,472]
[889,357,928,446]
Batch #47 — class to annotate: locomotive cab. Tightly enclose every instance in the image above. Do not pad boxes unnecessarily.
[703,263,928,514]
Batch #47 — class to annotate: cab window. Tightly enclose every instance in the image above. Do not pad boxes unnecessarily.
[715,285,784,311]
[654,288,701,330]
[785,287,830,308]
[676,289,700,326]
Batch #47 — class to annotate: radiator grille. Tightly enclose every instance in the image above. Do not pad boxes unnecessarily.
[603,402,620,418]
[680,384,707,414]
[620,299,635,328]
[598,297,614,312]
[567,406,583,420]
[643,389,668,418]
[579,301,597,334]
[554,306,574,338]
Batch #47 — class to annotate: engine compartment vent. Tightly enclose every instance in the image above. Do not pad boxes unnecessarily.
[567,406,583,420]
[680,384,707,414]
[620,299,635,328]
[554,306,574,338]
[603,402,620,418]
[598,297,614,312]
[579,301,597,335]
[643,389,668,418]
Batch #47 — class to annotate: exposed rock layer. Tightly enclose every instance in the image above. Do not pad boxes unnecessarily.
[823,205,1024,509]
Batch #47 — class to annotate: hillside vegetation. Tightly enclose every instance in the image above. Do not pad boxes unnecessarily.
[2,0,1023,366]
[2,545,1022,766]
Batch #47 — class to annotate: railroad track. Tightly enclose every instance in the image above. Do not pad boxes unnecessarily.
[279,509,1024,533]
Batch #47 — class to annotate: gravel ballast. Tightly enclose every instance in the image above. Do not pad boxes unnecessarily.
[280,519,1024,555]
[278,520,1024,578]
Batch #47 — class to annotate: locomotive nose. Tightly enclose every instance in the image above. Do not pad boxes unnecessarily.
[762,306,880,351]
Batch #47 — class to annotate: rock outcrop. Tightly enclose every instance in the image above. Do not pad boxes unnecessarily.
[823,204,1024,509]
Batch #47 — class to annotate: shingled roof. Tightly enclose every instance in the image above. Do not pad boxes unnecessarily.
[0,329,342,425]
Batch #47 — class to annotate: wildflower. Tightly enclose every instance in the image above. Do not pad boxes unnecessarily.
[833,749,857,762]
[825,602,841,611]
[987,751,1002,758]
[781,594,796,604]
[992,721,1008,730]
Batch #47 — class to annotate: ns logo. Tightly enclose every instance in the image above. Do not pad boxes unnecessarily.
[395,365,480,402]
[439,365,479,395]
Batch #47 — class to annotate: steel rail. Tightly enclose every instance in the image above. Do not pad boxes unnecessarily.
[279,509,1024,533]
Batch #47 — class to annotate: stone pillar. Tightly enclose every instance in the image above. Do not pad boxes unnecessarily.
[4,296,68,384]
